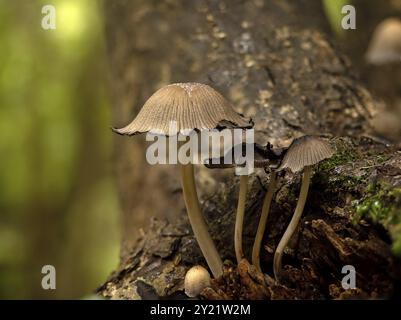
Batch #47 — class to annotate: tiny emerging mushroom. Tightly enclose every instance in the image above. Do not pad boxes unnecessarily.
[273,135,334,280]
[113,82,252,278]
[184,265,211,298]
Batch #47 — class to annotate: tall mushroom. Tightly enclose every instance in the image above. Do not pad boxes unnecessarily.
[251,170,277,272]
[113,82,252,278]
[203,153,247,264]
[251,144,285,271]
[273,135,334,280]
[206,144,279,264]
[235,174,248,263]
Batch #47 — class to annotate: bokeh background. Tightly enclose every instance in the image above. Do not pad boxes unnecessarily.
[0,0,400,299]
[0,0,120,299]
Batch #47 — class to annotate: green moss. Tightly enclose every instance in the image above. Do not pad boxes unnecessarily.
[376,155,391,164]
[295,138,401,256]
[315,140,388,194]
[314,140,363,191]
[315,164,362,195]
[312,139,401,256]
[353,183,401,256]
[319,141,357,172]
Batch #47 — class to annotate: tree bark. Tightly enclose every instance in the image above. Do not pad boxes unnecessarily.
[99,0,401,299]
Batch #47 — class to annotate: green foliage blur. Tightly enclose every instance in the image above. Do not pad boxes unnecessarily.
[323,0,351,36]
[0,0,120,299]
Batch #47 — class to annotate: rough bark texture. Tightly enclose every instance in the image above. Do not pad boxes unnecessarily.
[99,0,401,299]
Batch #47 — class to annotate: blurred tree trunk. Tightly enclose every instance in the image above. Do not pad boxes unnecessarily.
[338,0,401,142]
[100,0,400,299]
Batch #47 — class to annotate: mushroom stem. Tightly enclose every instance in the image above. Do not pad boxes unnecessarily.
[273,166,312,280]
[235,175,248,263]
[252,171,277,272]
[180,163,223,278]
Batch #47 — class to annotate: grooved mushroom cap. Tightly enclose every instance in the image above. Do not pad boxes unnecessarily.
[278,135,334,173]
[113,82,252,136]
[184,265,211,298]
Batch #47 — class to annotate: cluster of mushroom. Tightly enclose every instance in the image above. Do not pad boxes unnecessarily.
[113,82,334,297]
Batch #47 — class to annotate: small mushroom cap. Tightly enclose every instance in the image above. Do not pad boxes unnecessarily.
[278,135,334,173]
[184,265,211,298]
[365,18,401,65]
[113,82,252,136]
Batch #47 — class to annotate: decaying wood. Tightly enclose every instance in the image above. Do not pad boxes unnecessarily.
[97,136,401,299]
[100,0,401,299]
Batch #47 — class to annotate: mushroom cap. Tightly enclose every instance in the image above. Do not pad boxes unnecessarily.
[278,135,334,173]
[365,18,401,65]
[113,82,252,136]
[184,265,211,298]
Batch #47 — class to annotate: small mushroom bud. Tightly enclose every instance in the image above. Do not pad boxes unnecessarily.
[184,265,211,298]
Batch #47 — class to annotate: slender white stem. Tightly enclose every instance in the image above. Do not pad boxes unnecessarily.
[273,166,312,280]
[235,175,249,263]
[180,163,223,278]
[252,171,277,272]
